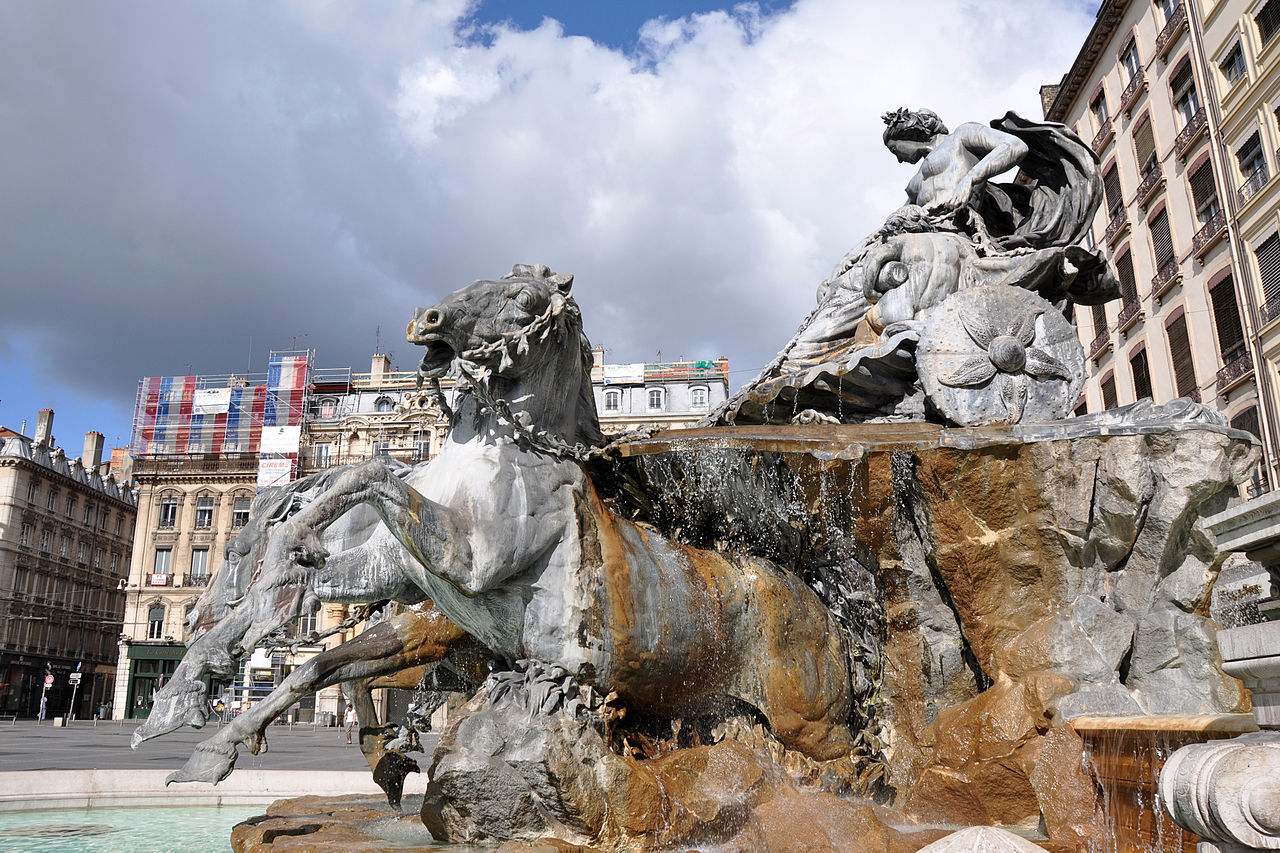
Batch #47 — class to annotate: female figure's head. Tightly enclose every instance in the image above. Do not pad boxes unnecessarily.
[881,108,949,163]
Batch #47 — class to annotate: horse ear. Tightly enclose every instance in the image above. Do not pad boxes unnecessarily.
[550,273,573,295]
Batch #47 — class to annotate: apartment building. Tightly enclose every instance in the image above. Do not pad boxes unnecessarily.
[0,410,136,719]
[1045,0,1280,496]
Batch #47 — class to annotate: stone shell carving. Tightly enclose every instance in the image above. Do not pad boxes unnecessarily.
[917,284,1085,426]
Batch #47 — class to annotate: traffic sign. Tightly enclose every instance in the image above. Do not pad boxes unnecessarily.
[69,672,82,684]
[44,674,54,687]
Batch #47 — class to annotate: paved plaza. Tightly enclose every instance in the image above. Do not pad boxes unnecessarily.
[0,719,439,773]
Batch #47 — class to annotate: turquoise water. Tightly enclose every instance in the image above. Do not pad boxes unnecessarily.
[0,805,263,852]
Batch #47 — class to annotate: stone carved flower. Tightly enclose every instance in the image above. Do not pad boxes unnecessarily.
[941,305,1071,423]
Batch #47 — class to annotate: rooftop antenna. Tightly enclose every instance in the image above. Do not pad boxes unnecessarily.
[374,326,384,356]
[286,333,308,351]
[246,336,253,373]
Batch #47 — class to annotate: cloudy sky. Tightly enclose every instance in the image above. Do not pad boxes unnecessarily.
[0,0,1098,451]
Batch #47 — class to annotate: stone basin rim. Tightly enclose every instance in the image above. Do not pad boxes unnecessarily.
[615,419,1258,460]
[1068,714,1259,734]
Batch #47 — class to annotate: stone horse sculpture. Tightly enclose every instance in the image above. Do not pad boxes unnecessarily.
[133,470,491,804]
[157,263,856,791]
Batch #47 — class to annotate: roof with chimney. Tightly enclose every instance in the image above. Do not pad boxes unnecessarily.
[0,418,136,507]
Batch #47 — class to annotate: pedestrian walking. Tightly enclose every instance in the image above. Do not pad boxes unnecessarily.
[344,703,356,745]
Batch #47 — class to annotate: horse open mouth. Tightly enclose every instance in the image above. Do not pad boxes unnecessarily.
[416,338,456,378]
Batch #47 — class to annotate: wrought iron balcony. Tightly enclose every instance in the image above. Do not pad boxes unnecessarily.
[1239,163,1271,206]
[1117,299,1143,332]
[1191,211,1227,258]
[1152,258,1182,300]
[1103,209,1129,244]
[185,574,212,588]
[1173,110,1206,159]
[1155,2,1188,58]
[1120,67,1147,113]
[1261,294,1280,326]
[1089,329,1112,360]
[1136,162,1164,207]
[1216,352,1254,394]
[1092,118,1114,154]
[1247,470,1271,499]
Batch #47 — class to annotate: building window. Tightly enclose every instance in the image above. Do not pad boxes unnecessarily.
[603,389,621,412]
[415,439,432,462]
[297,601,320,637]
[375,397,395,413]
[320,399,337,419]
[147,604,165,640]
[65,496,75,518]
[158,496,178,529]
[27,479,38,502]
[78,542,89,564]
[232,497,251,528]
[116,516,123,536]
[1091,303,1108,337]
[20,523,31,546]
[83,503,94,526]
[1189,160,1221,224]
[1258,0,1280,46]
[690,386,709,410]
[1130,349,1154,400]
[1220,42,1246,87]
[1090,90,1109,130]
[111,553,120,574]
[1101,374,1119,410]
[1210,277,1246,363]
[190,548,209,583]
[1166,313,1198,399]
[40,529,52,552]
[1074,400,1088,417]
[1258,233,1280,312]
[93,549,102,570]
[1116,251,1138,306]
[153,548,172,576]
[1237,133,1269,197]
[1232,407,1262,440]
[99,510,108,531]
[646,388,665,411]
[1171,60,1200,129]
[1120,38,1141,82]
[1150,208,1175,271]
[194,496,214,529]
[312,443,332,468]
[373,441,391,457]
[46,490,56,511]
[1103,164,1124,217]
[59,536,69,558]
[1155,0,1178,23]
[1133,115,1157,177]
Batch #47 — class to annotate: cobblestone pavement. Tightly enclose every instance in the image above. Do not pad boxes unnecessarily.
[0,719,440,773]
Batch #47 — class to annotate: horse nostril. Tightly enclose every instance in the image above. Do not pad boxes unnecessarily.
[423,309,443,329]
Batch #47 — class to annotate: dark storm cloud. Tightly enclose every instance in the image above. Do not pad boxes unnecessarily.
[0,1,1094,405]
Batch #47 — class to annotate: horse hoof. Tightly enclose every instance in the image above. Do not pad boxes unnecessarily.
[168,744,237,785]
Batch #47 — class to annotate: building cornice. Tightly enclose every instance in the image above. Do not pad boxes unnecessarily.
[1046,0,1130,122]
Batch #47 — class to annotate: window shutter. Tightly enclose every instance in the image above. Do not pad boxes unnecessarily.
[1166,313,1198,398]
[1101,375,1118,409]
[1170,59,1194,98]
[1103,166,1124,215]
[1091,303,1107,335]
[1134,117,1157,175]
[1116,251,1138,303]
[1258,0,1280,45]
[1189,162,1218,212]
[1130,349,1153,400]
[1231,407,1262,439]
[1258,233,1280,304]
[1150,208,1175,267]
[1209,277,1245,361]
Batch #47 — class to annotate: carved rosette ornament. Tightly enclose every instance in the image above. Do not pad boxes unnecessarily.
[917,284,1086,426]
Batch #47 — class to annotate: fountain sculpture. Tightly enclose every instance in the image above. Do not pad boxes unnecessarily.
[137,109,1261,852]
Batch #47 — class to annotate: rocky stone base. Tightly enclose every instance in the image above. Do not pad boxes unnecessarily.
[230,794,439,852]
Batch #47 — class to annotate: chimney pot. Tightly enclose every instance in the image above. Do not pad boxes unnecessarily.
[82,431,105,471]
[34,409,54,446]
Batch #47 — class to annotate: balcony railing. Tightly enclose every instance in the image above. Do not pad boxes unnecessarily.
[134,452,261,475]
[1136,162,1164,207]
[1216,352,1254,394]
[1118,299,1143,332]
[1155,2,1188,58]
[185,574,212,588]
[1152,258,1182,300]
[1092,118,1114,154]
[1239,163,1271,205]
[1089,330,1112,360]
[1261,294,1280,326]
[1191,211,1227,258]
[1120,67,1147,113]
[1247,470,1271,499]
[1103,209,1129,244]
[1174,109,1206,158]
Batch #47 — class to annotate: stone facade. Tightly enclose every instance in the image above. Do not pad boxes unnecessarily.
[0,410,136,719]
[1045,0,1280,498]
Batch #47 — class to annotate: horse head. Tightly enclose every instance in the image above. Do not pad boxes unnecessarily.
[409,263,603,449]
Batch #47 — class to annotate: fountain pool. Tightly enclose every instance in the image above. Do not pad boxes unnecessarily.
[0,805,263,853]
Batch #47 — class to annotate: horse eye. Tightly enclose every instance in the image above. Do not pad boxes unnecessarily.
[514,290,536,311]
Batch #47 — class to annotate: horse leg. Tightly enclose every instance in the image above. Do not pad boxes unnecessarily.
[343,668,426,809]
